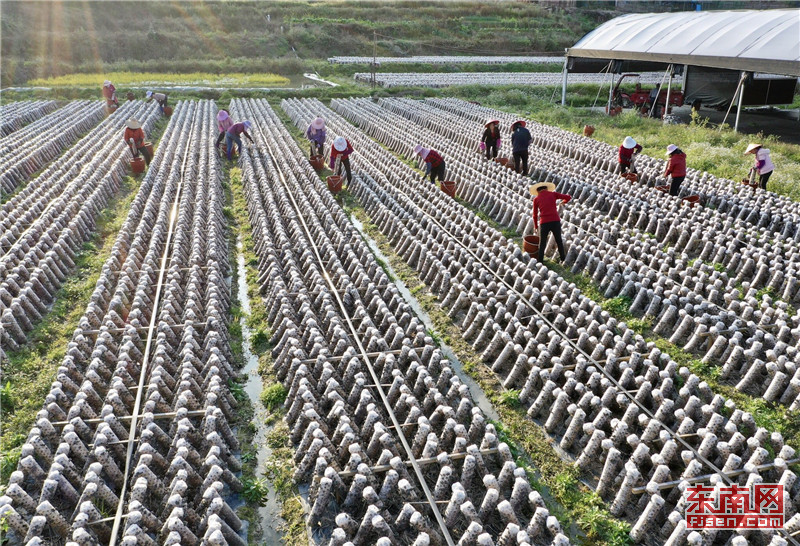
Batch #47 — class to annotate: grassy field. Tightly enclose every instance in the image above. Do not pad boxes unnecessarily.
[0,1,612,86]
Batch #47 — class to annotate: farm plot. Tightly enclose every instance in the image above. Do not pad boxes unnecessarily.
[0,101,59,137]
[0,101,242,546]
[282,96,799,544]
[329,56,564,65]
[363,96,800,409]
[1,101,106,196]
[354,72,681,89]
[1,100,160,351]
[232,96,569,546]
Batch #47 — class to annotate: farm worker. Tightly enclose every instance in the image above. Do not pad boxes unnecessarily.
[745,143,774,190]
[510,120,532,175]
[329,136,354,183]
[146,90,168,113]
[306,117,326,157]
[663,144,686,197]
[126,91,135,102]
[414,144,446,185]
[530,182,571,263]
[102,80,118,108]
[123,118,152,165]
[481,119,501,160]
[216,109,233,152]
[226,120,254,161]
[618,136,642,175]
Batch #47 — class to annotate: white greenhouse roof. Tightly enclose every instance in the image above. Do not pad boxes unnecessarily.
[567,9,800,77]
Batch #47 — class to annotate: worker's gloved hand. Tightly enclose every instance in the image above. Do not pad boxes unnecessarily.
[329,158,335,169]
[479,142,486,151]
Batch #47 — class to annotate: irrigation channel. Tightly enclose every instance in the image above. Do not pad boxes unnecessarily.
[0,96,798,546]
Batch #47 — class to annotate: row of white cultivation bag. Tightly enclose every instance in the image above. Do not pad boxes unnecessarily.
[1,100,160,354]
[363,96,800,410]
[0,101,241,546]
[283,96,799,544]
[241,95,570,546]
[0,101,59,137]
[352,72,682,89]
[328,56,564,65]
[1,100,106,196]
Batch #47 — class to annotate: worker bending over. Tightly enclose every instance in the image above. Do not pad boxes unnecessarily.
[531,182,571,263]
[511,120,531,175]
[226,120,254,161]
[414,145,446,185]
[330,136,354,183]
[146,90,168,113]
[306,117,327,157]
[124,118,152,164]
[618,136,642,175]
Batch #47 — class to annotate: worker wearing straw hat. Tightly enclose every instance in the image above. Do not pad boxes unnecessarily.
[414,144,446,185]
[330,136,354,183]
[511,120,531,175]
[146,90,168,113]
[123,118,152,165]
[618,136,642,175]
[481,119,501,160]
[306,117,327,157]
[102,80,118,109]
[530,182,571,263]
[745,143,774,190]
[663,144,686,197]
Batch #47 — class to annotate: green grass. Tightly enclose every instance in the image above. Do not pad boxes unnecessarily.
[29,71,290,87]
[229,165,309,545]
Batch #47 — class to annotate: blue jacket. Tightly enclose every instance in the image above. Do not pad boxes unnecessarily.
[511,126,532,153]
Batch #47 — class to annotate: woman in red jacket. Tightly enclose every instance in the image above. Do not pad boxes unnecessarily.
[531,182,571,263]
[618,136,642,175]
[329,136,354,183]
[663,144,686,196]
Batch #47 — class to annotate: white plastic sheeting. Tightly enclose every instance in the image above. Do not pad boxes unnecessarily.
[567,9,800,77]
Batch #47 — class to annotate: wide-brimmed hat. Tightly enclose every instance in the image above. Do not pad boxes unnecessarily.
[666,144,678,155]
[103,80,111,87]
[333,136,347,152]
[745,143,761,154]
[622,136,637,149]
[126,118,142,130]
[529,182,556,196]
[511,120,526,131]
[243,120,252,129]
[414,144,430,159]
[312,117,325,129]
[485,119,500,127]
[145,90,153,98]
[217,110,229,121]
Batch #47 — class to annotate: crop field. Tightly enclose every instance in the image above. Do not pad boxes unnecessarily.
[0,89,798,546]
[2,2,800,545]
[27,73,291,88]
